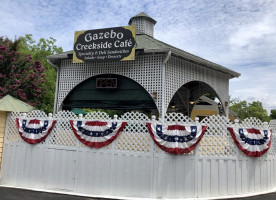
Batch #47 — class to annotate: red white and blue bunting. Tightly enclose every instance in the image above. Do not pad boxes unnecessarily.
[228,127,272,157]
[70,120,127,148]
[147,123,207,154]
[16,118,57,144]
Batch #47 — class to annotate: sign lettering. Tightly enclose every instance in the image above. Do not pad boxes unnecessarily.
[73,26,136,63]
[96,78,117,88]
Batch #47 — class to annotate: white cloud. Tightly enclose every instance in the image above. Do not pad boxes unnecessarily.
[230,65,276,112]
[229,21,275,48]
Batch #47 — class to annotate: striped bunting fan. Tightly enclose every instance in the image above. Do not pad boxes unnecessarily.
[147,122,207,154]
[70,120,127,148]
[228,127,272,157]
[16,118,56,144]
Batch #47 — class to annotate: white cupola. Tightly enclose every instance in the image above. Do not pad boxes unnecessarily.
[128,12,156,37]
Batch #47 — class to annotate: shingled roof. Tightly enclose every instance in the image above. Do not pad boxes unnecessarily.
[135,34,240,78]
[48,13,240,79]
[48,33,240,78]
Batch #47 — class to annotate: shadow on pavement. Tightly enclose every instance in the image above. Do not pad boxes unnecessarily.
[1,186,276,200]
[0,187,108,200]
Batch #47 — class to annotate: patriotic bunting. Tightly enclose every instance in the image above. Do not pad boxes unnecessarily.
[70,120,127,148]
[16,118,56,144]
[228,127,272,157]
[147,122,207,154]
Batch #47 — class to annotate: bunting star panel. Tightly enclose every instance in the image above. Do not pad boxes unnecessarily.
[70,120,127,148]
[16,118,56,144]
[147,123,207,154]
[228,127,272,157]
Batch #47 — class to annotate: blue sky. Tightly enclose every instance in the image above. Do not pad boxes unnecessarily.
[1,0,276,113]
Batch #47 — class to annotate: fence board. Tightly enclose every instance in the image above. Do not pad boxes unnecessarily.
[210,159,219,196]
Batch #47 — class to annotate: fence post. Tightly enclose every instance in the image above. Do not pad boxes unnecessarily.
[233,119,240,156]
[149,115,156,197]
[112,114,118,152]
[194,116,200,197]
[263,121,269,130]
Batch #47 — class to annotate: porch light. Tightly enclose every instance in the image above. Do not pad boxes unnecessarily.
[152,91,157,100]
[225,101,229,107]
[171,96,176,108]
[189,97,195,104]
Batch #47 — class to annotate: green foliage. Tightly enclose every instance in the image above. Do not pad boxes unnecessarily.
[247,101,270,122]
[18,34,63,113]
[230,99,249,120]
[82,108,125,117]
[230,98,270,122]
[270,109,276,119]
[0,37,46,107]
[204,93,215,100]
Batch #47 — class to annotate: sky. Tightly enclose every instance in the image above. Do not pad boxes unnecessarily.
[1,0,275,113]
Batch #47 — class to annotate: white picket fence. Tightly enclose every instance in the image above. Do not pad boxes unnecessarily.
[1,110,276,199]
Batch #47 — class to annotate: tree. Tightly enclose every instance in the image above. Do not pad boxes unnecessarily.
[230,98,270,122]
[18,34,63,113]
[270,109,276,120]
[247,101,270,122]
[0,37,46,107]
[230,99,248,120]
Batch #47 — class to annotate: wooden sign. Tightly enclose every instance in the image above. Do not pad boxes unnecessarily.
[73,26,136,63]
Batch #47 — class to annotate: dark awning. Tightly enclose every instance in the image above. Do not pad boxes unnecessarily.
[62,74,157,111]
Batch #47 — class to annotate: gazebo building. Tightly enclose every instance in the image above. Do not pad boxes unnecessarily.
[47,12,240,118]
[4,13,276,200]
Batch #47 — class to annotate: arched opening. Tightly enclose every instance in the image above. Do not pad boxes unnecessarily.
[62,74,158,115]
[167,81,224,119]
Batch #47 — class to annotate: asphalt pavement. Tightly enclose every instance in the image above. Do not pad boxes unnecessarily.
[0,187,105,200]
[1,186,276,200]
[231,192,276,200]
